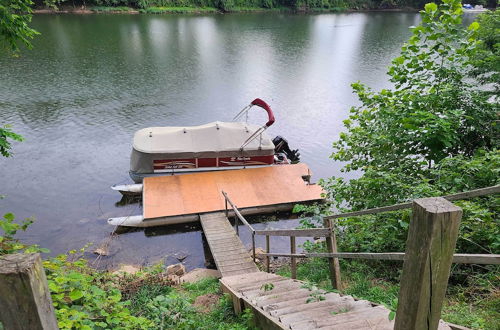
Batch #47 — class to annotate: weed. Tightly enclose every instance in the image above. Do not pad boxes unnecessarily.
[330,307,349,315]
[261,282,275,292]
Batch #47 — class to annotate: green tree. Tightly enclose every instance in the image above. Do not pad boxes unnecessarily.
[472,8,500,96]
[320,0,499,254]
[0,0,38,52]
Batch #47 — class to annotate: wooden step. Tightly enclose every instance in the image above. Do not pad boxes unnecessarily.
[263,292,341,313]
[288,305,389,329]
[242,280,304,299]
[234,276,290,293]
[222,272,279,286]
[269,294,350,317]
[221,268,260,277]
[219,263,258,273]
[254,288,316,307]
[279,300,373,326]
[214,252,254,262]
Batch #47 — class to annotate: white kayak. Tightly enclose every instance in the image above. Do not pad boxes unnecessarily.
[108,215,144,227]
[111,183,143,196]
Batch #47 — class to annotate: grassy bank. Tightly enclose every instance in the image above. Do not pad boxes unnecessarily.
[40,251,254,329]
[274,257,500,329]
[125,276,251,329]
[35,4,346,14]
[32,0,439,15]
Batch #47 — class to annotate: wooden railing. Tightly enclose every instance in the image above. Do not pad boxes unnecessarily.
[324,184,500,220]
[222,185,500,330]
[222,191,343,289]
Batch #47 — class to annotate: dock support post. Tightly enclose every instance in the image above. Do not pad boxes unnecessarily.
[225,198,228,218]
[266,235,270,273]
[324,218,342,290]
[234,206,240,236]
[252,232,256,263]
[0,253,59,330]
[290,236,297,279]
[394,197,462,330]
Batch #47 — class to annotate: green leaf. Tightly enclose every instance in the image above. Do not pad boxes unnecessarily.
[424,2,437,13]
[69,290,84,301]
[468,22,479,31]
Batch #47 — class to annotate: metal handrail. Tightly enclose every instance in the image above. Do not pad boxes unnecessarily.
[324,184,500,220]
[222,191,257,262]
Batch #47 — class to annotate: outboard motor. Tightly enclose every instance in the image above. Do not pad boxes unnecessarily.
[273,136,300,163]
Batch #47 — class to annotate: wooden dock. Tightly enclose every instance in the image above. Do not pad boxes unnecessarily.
[199,212,399,329]
[142,163,323,221]
[200,212,259,277]
[198,211,427,330]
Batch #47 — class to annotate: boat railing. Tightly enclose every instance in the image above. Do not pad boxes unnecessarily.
[232,98,275,151]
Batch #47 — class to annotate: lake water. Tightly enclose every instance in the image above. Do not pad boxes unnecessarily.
[0,12,422,270]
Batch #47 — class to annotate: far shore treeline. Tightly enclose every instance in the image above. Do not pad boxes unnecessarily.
[30,0,498,13]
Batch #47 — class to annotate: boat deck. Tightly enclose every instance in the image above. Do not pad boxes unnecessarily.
[142,163,324,220]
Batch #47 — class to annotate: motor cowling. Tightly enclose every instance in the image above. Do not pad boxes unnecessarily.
[273,136,300,163]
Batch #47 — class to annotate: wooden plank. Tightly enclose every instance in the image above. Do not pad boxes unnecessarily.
[269,295,349,317]
[326,185,499,220]
[240,297,287,330]
[206,234,238,240]
[219,263,258,273]
[143,163,324,219]
[394,197,462,330]
[200,213,258,277]
[214,252,255,262]
[242,280,304,299]
[279,301,373,326]
[209,243,248,251]
[288,306,390,329]
[216,258,255,267]
[222,269,258,277]
[263,292,341,313]
[255,289,313,307]
[234,277,290,293]
[254,228,331,237]
[262,252,500,265]
[221,272,280,287]
[324,218,342,290]
[0,253,59,330]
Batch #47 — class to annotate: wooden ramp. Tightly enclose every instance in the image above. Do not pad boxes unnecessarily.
[143,163,323,220]
[221,272,453,330]
[199,213,453,329]
[200,212,259,277]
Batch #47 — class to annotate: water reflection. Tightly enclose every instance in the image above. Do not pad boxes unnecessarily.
[1,12,421,269]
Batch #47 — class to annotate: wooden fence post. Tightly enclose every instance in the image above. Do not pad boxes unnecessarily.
[394,197,462,330]
[0,253,58,330]
[323,218,342,291]
[290,236,297,279]
[266,235,270,273]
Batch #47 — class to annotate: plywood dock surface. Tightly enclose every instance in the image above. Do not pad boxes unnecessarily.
[200,212,259,277]
[143,163,324,219]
